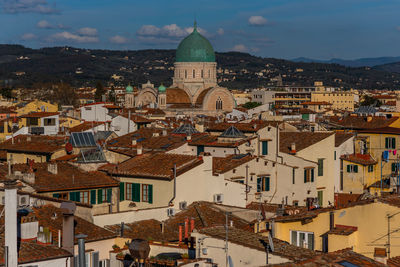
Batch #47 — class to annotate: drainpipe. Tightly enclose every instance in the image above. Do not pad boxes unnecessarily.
[168,164,177,206]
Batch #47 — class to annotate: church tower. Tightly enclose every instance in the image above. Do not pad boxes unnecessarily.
[172,21,217,104]
[124,84,135,108]
[157,84,167,109]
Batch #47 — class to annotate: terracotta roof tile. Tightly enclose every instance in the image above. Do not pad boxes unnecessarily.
[279,132,334,154]
[335,132,354,147]
[213,154,255,174]
[20,112,59,118]
[323,225,358,236]
[340,153,377,165]
[206,120,278,133]
[327,116,398,130]
[69,121,105,132]
[0,135,67,154]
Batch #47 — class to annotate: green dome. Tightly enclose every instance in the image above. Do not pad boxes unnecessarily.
[158,84,166,92]
[126,84,133,93]
[176,22,215,62]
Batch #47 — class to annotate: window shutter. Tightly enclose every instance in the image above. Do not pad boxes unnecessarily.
[347,165,351,173]
[262,141,268,155]
[98,189,103,204]
[69,192,75,201]
[75,192,80,202]
[107,188,112,203]
[119,182,125,201]
[318,159,323,176]
[257,177,262,192]
[354,165,358,173]
[53,193,60,198]
[133,183,140,202]
[392,138,396,149]
[392,163,396,172]
[265,177,270,191]
[311,169,314,182]
[304,170,307,183]
[385,138,389,148]
[148,184,153,204]
[92,251,99,267]
[91,190,96,204]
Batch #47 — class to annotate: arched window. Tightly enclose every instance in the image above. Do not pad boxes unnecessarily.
[216,97,223,110]
[193,69,195,78]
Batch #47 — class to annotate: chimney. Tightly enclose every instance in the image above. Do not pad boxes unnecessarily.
[290,143,296,155]
[184,218,189,239]
[76,234,88,267]
[178,224,183,243]
[186,135,192,141]
[26,136,31,142]
[137,144,143,155]
[367,116,373,122]
[4,180,18,267]
[374,248,387,264]
[152,132,159,137]
[61,202,76,255]
[132,139,137,146]
[47,163,58,175]
[162,130,167,136]
[329,211,334,230]
[190,218,195,232]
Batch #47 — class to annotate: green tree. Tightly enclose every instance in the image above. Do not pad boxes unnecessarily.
[242,102,262,109]
[108,86,116,104]
[53,83,77,106]
[1,87,13,99]
[95,81,105,102]
[360,95,381,107]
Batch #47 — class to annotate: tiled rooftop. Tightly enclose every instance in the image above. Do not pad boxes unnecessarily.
[340,153,377,165]
[20,112,59,118]
[323,225,358,236]
[206,120,277,133]
[213,154,255,175]
[0,135,67,154]
[327,116,398,130]
[335,132,354,147]
[279,132,334,154]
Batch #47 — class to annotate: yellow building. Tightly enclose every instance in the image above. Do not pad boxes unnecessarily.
[272,196,400,260]
[311,91,355,111]
[59,115,81,129]
[15,100,58,116]
[339,153,378,194]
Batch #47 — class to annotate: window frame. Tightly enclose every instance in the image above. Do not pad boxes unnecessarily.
[80,191,89,204]
[290,230,314,250]
[142,184,150,202]
[126,183,133,200]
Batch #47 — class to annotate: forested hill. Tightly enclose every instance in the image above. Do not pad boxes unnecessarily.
[1,44,400,90]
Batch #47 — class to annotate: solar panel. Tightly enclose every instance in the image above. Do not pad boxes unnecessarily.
[77,147,106,163]
[232,154,248,160]
[338,261,360,267]
[70,132,97,147]
[137,137,145,142]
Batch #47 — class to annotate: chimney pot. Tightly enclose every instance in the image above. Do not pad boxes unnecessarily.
[131,139,137,146]
[137,145,143,155]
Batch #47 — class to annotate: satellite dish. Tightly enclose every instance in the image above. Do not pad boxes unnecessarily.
[228,255,234,267]
[268,232,275,252]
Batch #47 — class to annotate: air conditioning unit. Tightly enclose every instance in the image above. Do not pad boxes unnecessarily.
[213,194,223,204]
[167,208,175,217]
[18,195,30,207]
[179,201,187,210]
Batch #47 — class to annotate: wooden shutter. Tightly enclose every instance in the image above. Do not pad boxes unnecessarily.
[98,189,103,204]
[392,138,396,149]
[347,165,351,172]
[107,188,112,203]
[75,192,80,202]
[257,177,262,192]
[69,192,75,201]
[304,170,307,183]
[119,182,125,201]
[265,177,270,191]
[91,190,96,205]
[386,138,389,148]
[318,159,323,176]
[148,184,153,204]
[262,141,268,155]
[133,183,140,202]
[354,165,358,173]
[311,169,314,182]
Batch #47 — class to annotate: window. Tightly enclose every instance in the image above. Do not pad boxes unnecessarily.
[80,191,89,204]
[334,151,336,160]
[392,163,398,174]
[201,69,204,78]
[304,168,314,183]
[262,141,268,155]
[292,169,295,184]
[141,184,153,203]
[97,189,110,204]
[193,69,195,78]
[101,189,107,203]
[317,159,324,176]
[257,176,270,192]
[43,118,56,126]
[346,164,358,173]
[291,230,314,250]
[385,137,396,149]
[368,165,374,173]
[216,97,223,110]
[27,117,39,126]
[185,70,187,78]
[208,69,211,77]
[126,183,133,200]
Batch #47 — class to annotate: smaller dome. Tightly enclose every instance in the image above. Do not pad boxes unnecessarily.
[158,84,166,93]
[126,84,133,93]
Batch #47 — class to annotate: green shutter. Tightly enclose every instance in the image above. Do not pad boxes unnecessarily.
[53,193,60,199]
[311,169,314,182]
[318,159,323,176]
[69,192,75,201]
[265,177,270,191]
[385,138,389,148]
[304,169,307,183]
[354,165,358,173]
[392,138,396,149]
[262,141,268,155]
[347,165,351,172]
[119,182,125,201]
[107,188,112,203]
[392,163,397,172]
[98,189,103,204]
[75,192,80,203]
[133,183,140,202]
[148,184,153,204]
[91,190,96,204]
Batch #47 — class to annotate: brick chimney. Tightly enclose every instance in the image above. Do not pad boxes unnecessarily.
[60,202,76,255]
[289,142,296,155]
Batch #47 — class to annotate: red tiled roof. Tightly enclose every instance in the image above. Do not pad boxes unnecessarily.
[340,153,377,165]
[279,132,334,153]
[206,120,277,133]
[69,121,105,132]
[20,112,59,118]
[0,135,67,154]
[359,126,400,135]
[101,153,203,180]
[335,132,354,147]
[189,134,256,148]
[166,88,191,104]
[328,116,398,130]
[323,225,358,236]
[213,154,255,174]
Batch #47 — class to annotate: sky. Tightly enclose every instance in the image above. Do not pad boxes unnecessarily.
[1,0,400,60]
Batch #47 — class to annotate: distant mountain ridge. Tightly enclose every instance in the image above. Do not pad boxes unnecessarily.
[292,56,400,68]
[1,44,400,90]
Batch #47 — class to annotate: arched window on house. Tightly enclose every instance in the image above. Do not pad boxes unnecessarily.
[216,97,223,110]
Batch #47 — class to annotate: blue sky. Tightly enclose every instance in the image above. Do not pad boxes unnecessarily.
[1,0,400,59]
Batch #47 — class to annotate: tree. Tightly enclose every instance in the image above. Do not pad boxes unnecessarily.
[1,87,13,99]
[108,86,116,104]
[360,95,381,107]
[53,83,77,106]
[95,81,105,102]
[242,102,262,109]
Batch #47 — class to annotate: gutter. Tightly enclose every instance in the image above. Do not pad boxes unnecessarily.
[168,164,177,206]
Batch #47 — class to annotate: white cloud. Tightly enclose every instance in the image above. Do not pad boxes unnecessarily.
[248,16,268,26]
[37,20,53,29]
[50,31,99,43]
[217,28,224,35]
[20,33,37,40]
[1,0,59,14]
[109,35,128,44]
[77,27,97,36]
[232,44,248,52]
[137,24,208,39]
